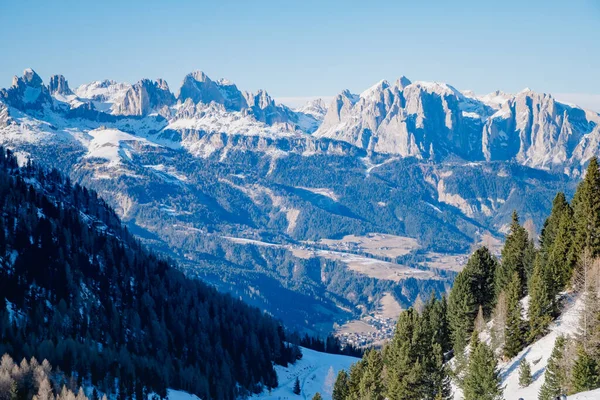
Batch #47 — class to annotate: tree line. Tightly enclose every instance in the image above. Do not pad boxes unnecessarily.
[329,157,600,399]
[0,147,301,400]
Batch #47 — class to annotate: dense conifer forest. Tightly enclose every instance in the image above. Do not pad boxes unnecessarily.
[0,147,302,400]
[331,158,600,400]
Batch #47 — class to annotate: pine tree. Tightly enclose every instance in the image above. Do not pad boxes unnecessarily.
[504,272,525,359]
[359,350,384,400]
[518,359,532,387]
[312,393,323,400]
[385,308,425,400]
[572,156,600,258]
[293,377,301,395]
[463,339,503,400]
[539,335,567,400]
[448,266,477,353]
[528,255,553,341]
[332,370,349,400]
[430,343,452,400]
[496,211,530,296]
[547,205,575,297]
[466,247,498,318]
[540,192,569,256]
[571,345,599,393]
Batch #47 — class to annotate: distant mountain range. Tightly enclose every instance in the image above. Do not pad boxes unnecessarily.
[1,68,597,334]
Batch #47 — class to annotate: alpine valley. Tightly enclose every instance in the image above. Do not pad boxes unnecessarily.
[1,68,598,338]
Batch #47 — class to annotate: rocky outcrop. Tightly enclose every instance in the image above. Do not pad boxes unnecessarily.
[113,79,175,116]
[0,69,53,110]
[48,74,73,96]
[316,77,600,170]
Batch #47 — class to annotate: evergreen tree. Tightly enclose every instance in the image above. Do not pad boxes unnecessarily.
[540,192,569,256]
[518,359,532,387]
[347,360,365,400]
[448,264,478,353]
[359,350,384,400]
[527,255,553,341]
[571,345,599,394]
[332,370,349,400]
[547,205,575,297]
[312,393,322,400]
[571,156,600,257]
[293,377,301,395]
[385,309,425,400]
[466,247,498,318]
[539,335,567,400]
[462,338,503,400]
[496,211,530,296]
[504,272,525,359]
[429,343,452,400]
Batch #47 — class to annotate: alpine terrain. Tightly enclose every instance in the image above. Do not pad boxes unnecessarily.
[1,68,599,341]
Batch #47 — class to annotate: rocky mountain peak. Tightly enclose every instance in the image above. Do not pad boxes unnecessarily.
[0,68,52,110]
[48,74,73,96]
[395,75,412,90]
[113,78,175,116]
[22,68,44,87]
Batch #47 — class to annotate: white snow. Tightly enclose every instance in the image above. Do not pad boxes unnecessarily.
[454,294,585,400]
[84,128,158,166]
[253,347,358,400]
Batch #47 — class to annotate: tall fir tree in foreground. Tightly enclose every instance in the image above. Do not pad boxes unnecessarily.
[496,211,530,296]
[528,254,553,341]
[359,349,384,400]
[448,247,497,353]
[539,335,567,400]
[332,370,349,400]
[463,335,503,400]
[572,156,600,257]
[503,272,525,359]
[571,345,599,394]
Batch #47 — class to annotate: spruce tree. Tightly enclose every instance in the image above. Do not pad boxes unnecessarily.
[528,255,553,341]
[466,247,498,318]
[518,359,532,387]
[504,272,525,359]
[496,211,530,296]
[293,377,301,395]
[448,263,478,353]
[572,156,600,257]
[571,345,599,393]
[463,338,503,400]
[539,335,567,400]
[540,192,569,256]
[385,308,425,400]
[332,370,349,400]
[359,350,384,400]
[430,343,452,400]
[547,206,575,300]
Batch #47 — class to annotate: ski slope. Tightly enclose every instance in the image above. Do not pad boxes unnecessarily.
[253,347,359,400]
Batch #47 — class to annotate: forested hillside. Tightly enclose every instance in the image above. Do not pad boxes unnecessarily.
[0,147,300,400]
[327,158,600,400]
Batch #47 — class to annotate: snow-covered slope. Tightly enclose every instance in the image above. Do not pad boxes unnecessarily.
[454,294,585,400]
[253,347,358,400]
[570,387,600,399]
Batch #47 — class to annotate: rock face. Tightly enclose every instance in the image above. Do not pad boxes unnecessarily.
[113,79,175,116]
[315,78,600,170]
[0,68,53,110]
[48,74,73,96]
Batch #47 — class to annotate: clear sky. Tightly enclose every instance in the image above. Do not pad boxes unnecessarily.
[1,0,599,109]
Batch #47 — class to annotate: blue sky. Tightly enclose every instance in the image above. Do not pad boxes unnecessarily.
[1,0,599,109]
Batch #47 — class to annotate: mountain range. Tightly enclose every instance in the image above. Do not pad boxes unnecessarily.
[1,68,597,335]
